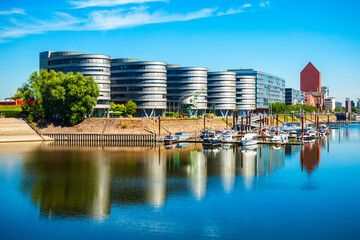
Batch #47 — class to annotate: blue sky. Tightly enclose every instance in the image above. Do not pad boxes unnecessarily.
[0,0,359,103]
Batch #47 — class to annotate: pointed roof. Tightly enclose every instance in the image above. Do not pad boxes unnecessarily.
[301,62,320,73]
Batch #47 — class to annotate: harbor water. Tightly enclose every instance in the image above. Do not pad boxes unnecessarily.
[0,125,360,239]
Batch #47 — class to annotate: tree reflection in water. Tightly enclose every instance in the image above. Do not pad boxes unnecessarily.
[20,143,294,221]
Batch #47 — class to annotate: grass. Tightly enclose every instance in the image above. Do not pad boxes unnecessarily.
[0,105,22,112]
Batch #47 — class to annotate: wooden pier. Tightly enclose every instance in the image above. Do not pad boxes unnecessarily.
[42,133,155,142]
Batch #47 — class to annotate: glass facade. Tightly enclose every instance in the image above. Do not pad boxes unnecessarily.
[111,60,167,111]
[207,72,236,111]
[285,88,305,105]
[167,67,208,111]
[229,69,286,109]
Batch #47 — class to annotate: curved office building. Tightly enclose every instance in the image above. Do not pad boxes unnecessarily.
[236,75,256,111]
[39,51,111,116]
[167,66,208,113]
[207,72,236,116]
[111,59,167,117]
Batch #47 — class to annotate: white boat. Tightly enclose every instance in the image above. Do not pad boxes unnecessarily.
[319,125,328,136]
[222,130,235,142]
[175,132,189,141]
[303,129,317,140]
[270,132,289,143]
[240,133,259,146]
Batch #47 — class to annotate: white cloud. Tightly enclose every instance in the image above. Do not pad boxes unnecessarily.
[69,0,167,8]
[260,1,270,7]
[217,3,251,16]
[87,7,217,30]
[0,8,26,15]
[0,2,255,41]
[0,12,81,39]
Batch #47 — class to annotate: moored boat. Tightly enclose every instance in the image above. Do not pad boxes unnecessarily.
[202,131,222,147]
[270,132,289,143]
[175,132,189,141]
[240,133,259,146]
[164,135,177,145]
[222,130,235,142]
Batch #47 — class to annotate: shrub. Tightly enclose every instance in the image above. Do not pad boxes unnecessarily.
[0,111,23,118]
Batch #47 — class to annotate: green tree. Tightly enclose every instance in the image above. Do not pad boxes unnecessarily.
[351,107,358,112]
[125,100,137,116]
[341,107,346,112]
[14,70,99,125]
[110,102,126,116]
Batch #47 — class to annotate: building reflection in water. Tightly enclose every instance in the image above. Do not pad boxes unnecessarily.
[19,142,291,220]
[144,146,166,207]
[219,149,236,193]
[89,153,111,220]
[187,151,207,200]
[301,140,321,174]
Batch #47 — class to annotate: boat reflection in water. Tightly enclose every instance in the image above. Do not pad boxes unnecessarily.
[239,144,286,189]
[19,142,293,221]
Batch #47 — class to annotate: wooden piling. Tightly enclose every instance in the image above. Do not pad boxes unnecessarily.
[226,115,228,130]
[301,116,304,139]
[249,112,251,132]
[241,117,243,137]
[204,114,206,130]
[158,116,161,136]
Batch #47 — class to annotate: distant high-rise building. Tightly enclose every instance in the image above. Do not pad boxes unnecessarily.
[345,98,351,112]
[356,98,360,109]
[321,86,329,98]
[324,97,336,111]
[335,101,342,109]
[351,101,355,108]
[301,62,324,110]
[285,88,305,105]
[300,62,321,93]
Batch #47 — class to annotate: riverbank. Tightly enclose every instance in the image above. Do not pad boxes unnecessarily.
[35,117,231,135]
[34,115,339,136]
[0,118,43,143]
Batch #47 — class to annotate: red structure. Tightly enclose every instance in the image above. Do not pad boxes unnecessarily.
[300,62,321,93]
[304,92,317,107]
[0,100,34,106]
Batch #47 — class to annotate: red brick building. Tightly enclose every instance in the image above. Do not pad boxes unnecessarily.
[304,91,324,108]
[300,62,321,93]
[301,62,324,109]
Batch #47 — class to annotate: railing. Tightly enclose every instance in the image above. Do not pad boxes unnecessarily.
[42,133,155,142]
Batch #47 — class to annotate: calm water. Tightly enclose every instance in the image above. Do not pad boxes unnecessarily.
[1,126,360,240]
